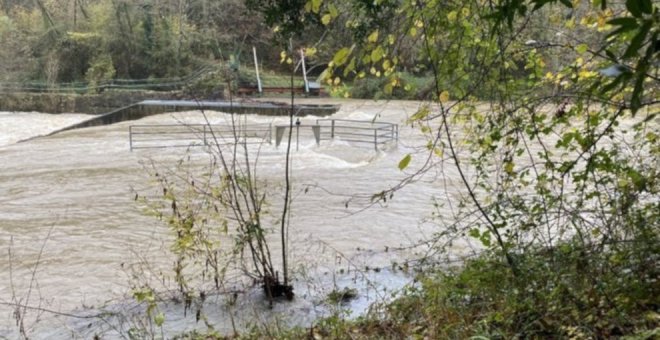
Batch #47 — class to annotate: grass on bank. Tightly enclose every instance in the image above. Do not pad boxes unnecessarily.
[174,238,659,339]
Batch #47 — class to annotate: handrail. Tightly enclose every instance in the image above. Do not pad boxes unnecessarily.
[129,123,272,151]
[315,118,398,150]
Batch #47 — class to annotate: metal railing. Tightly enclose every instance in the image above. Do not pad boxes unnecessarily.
[315,119,398,150]
[129,123,272,151]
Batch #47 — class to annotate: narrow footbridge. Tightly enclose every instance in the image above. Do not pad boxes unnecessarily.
[129,119,398,151]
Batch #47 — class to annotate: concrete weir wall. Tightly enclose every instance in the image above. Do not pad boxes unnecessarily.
[57,100,341,132]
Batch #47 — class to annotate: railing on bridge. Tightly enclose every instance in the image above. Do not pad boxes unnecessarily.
[129,123,272,151]
[129,119,398,151]
[315,119,398,150]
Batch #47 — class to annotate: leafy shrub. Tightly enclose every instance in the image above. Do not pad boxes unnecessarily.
[348,73,435,100]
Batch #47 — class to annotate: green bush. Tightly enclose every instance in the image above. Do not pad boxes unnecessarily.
[193,240,658,339]
[347,73,435,100]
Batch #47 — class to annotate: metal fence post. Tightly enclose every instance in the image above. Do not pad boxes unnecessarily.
[203,125,208,146]
[395,124,399,145]
[374,129,378,151]
[129,126,133,151]
[331,120,335,138]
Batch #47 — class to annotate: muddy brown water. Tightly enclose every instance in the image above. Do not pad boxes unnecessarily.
[0,99,481,338]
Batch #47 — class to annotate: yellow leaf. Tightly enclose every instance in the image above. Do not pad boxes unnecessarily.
[383,59,391,70]
[305,47,317,56]
[310,0,322,13]
[368,30,379,43]
[321,14,331,25]
[371,46,384,62]
[504,161,515,175]
[332,47,351,66]
[329,4,339,18]
[439,91,450,103]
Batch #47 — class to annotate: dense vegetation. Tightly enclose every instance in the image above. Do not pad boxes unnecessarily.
[211,0,659,338]
[0,0,303,85]
[2,0,657,338]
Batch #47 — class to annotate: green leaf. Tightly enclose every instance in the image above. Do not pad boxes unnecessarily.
[606,17,638,29]
[504,161,515,175]
[398,154,411,170]
[311,0,322,14]
[576,43,588,54]
[629,34,655,114]
[604,49,617,61]
[623,21,651,58]
[328,4,339,18]
[480,231,491,247]
[627,168,646,191]
[371,46,384,63]
[639,0,653,14]
[626,0,644,17]
[343,58,356,77]
[154,312,165,327]
[469,228,480,239]
[408,106,430,122]
[332,47,351,66]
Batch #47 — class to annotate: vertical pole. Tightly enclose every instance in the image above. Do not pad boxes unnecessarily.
[396,124,399,145]
[129,126,133,151]
[268,123,272,144]
[253,46,262,94]
[374,129,378,151]
[331,120,335,138]
[203,125,207,146]
[300,49,309,93]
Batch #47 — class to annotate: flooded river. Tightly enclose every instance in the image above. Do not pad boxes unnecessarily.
[0,100,478,338]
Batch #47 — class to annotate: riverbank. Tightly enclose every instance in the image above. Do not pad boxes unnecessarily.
[0,90,185,114]
[191,245,658,339]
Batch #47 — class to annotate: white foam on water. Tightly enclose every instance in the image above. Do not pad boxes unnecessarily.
[0,100,477,338]
[0,111,91,147]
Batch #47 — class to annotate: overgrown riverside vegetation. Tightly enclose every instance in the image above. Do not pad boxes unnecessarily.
[2,0,658,338]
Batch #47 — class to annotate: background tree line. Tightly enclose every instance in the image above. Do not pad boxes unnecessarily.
[0,0,294,85]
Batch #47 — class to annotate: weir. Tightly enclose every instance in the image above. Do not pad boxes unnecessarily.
[48,100,340,136]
